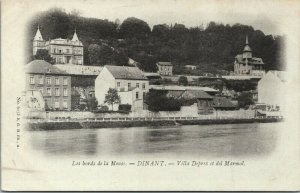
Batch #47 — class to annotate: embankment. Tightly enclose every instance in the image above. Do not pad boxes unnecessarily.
[26,118,282,131]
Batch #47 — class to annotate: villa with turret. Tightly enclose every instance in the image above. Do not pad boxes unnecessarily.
[234,36,265,77]
[33,27,84,65]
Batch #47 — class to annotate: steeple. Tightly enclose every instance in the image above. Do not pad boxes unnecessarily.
[245,35,249,45]
[34,25,43,41]
[72,28,79,42]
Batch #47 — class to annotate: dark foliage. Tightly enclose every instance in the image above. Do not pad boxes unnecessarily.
[237,92,254,109]
[178,76,188,86]
[33,49,54,64]
[144,90,183,112]
[27,9,285,72]
[118,104,132,111]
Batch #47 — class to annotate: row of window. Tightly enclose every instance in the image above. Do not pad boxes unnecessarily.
[52,48,82,54]
[117,82,146,89]
[30,76,68,85]
[44,88,68,96]
[45,98,68,109]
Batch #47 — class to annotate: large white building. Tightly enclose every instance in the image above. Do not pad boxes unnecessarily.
[257,70,286,109]
[33,26,84,65]
[95,65,149,111]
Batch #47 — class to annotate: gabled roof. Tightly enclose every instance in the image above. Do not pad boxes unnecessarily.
[157,62,173,66]
[105,65,148,80]
[34,27,43,41]
[54,64,103,76]
[212,96,237,108]
[25,60,65,75]
[268,70,287,82]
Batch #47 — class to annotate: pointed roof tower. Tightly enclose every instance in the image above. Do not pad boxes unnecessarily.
[72,28,79,42]
[34,25,43,41]
[243,35,252,52]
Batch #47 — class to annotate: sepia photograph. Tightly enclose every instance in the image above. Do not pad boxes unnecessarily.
[1,0,300,191]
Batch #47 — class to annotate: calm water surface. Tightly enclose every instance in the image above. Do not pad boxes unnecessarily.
[26,122,280,158]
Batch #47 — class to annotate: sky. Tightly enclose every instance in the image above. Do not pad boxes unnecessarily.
[25,0,297,36]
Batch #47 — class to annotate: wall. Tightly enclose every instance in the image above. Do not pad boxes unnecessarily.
[95,67,115,105]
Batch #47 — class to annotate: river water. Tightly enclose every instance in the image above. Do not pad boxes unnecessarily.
[26,122,281,158]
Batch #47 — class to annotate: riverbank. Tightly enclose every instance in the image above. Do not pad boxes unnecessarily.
[25,117,283,131]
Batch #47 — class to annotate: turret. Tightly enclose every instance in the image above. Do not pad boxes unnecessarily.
[72,28,79,42]
[242,35,252,59]
[33,25,45,55]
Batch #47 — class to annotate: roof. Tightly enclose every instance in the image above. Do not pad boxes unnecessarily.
[45,38,83,46]
[268,70,287,82]
[212,96,237,108]
[243,45,252,52]
[235,54,264,65]
[72,30,79,42]
[157,62,173,66]
[105,65,148,80]
[25,60,65,75]
[182,90,213,99]
[54,64,103,76]
[34,27,43,41]
[167,90,185,98]
[149,85,219,93]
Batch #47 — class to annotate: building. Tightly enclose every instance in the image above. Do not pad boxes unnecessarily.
[234,36,265,76]
[184,65,197,70]
[53,64,103,110]
[95,65,149,111]
[257,70,286,109]
[157,62,173,76]
[149,85,220,96]
[180,90,214,114]
[33,26,84,65]
[25,60,72,110]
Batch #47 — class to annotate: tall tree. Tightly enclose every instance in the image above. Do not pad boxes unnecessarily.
[119,17,151,39]
[33,49,54,64]
[104,88,121,111]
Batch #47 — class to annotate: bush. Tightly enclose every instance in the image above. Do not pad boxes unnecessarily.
[118,104,132,111]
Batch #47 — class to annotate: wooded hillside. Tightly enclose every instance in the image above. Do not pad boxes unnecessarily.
[26,8,286,74]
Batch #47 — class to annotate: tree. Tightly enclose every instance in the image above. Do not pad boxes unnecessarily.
[237,92,254,109]
[86,97,98,111]
[178,76,188,86]
[33,49,54,64]
[88,44,101,65]
[119,17,151,39]
[136,54,158,72]
[104,88,121,110]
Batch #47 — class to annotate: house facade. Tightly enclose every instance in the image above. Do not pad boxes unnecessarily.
[184,65,197,70]
[33,27,84,65]
[95,65,149,111]
[234,36,265,76]
[257,70,286,109]
[25,60,72,111]
[157,62,173,76]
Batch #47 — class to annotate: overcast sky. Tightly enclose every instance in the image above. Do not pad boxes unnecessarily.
[35,0,293,36]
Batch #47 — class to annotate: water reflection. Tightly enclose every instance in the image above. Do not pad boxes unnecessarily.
[28,123,279,158]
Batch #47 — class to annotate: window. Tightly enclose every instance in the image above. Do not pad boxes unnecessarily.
[63,77,68,85]
[63,99,68,109]
[46,88,51,96]
[136,83,139,88]
[54,98,60,109]
[55,88,60,96]
[38,76,43,84]
[55,77,59,85]
[136,92,139,99]
[46,77,51,85]
[66,49,69,53]
[117,82,120,87]
[29,76,34,84]
[142,83,146,90]
[128,82,131,88]
[63,88,68,96]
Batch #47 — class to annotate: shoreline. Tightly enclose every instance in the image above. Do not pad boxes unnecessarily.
[25,117,283,131]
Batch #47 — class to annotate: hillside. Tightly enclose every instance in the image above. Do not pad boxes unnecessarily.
[26,8,286,74]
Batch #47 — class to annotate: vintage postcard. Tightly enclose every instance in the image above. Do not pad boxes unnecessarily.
[1,0,300,191]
